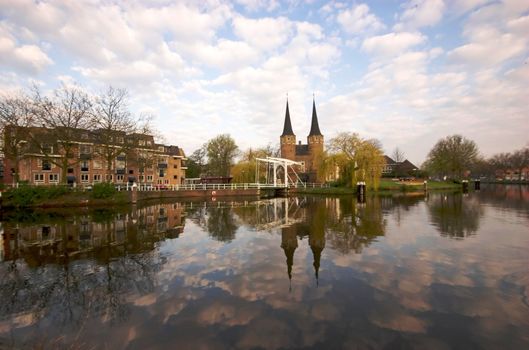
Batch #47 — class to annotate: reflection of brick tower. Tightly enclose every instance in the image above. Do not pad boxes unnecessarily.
[281,225,298,290]
[280,99,296,160]
[309,204,326,285]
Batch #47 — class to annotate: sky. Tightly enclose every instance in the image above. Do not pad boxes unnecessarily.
[0,0,528,165]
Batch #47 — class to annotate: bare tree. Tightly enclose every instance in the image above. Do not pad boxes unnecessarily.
[0,92,36,183]
[31,84,94,184]
[509,148,529,180]
[391,147,405,177]
[92,86,137,182]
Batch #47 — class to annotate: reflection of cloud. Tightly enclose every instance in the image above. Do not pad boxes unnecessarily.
[2,195,529,348]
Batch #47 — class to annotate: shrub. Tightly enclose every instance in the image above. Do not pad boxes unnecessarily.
[91,182,116,199]
[4,185,70,207]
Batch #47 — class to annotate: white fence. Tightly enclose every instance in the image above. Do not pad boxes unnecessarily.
[118,182,330,191]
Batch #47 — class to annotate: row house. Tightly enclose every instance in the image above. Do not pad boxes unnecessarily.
[1,202,185,265]
[1,125,187,187]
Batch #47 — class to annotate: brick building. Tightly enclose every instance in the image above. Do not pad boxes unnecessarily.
[1,125,186,187]
[280,98,324,183]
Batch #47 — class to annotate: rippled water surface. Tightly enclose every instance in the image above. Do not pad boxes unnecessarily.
[1,185,528,349]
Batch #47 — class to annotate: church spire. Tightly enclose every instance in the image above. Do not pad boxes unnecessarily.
[281,98,295,136]
[308,95,322,136]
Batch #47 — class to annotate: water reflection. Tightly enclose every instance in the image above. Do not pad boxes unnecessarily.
[0,187,528,349]
[427,193,483,239]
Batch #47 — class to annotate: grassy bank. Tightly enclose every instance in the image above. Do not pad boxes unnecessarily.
[1,184,129,208]
[294,180,460,195]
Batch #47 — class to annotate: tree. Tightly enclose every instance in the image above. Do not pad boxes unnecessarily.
[391,146,405,177]
[186,145,207,178]
[489,152,511,178]
[425,135,479,180]
[206,134,238,177]
[323,132,385,189]
[232,145,275,183]
[509,147,529,180]
[92,86,136,181]
[31,84,94,184]
[0,92,35,183]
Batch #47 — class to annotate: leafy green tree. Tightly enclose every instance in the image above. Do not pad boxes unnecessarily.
[323,132,385,189]
[425,135,479,180]
[231,145,276,183]
[186,145,207,178]
[206,134,238,177]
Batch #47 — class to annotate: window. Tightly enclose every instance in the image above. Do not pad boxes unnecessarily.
[42,144,53,154]
[159,170,165,177]
[173,164,178,169]
[49,174,59,182]
[38,159,52,171]
[157,179,162,184]
[116,175,124,182]
[93,174,101,182]
[139,140,145,146]
[173,175,178,180]
[164,179,169,184]
[106,174,113,181]
[117,136,124,144]
[158,146,164,152]
[34,173,44,182]
[139,175,144,182]
[129,169,134,174]
[42,160,52,171]
[80,145,92,154]
[147,175,153,182]
[81,174,89,182]
[81,160,89,172]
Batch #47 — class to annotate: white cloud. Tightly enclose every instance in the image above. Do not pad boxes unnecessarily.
[235,0,280,12]
[0,28,52,74]
[232,16,293,52]
[336,4,385,34]
[361,32,426,56]
[394,0,446,31]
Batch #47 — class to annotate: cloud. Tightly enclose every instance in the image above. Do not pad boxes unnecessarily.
[235,0,280,12]
[232,16,293,52]
[394,0,446,30]
[336,4,385,35]
[361,32,426,56]
[0,32,52,74]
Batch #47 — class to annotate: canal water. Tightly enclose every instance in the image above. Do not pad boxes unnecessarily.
[0,185,528,349]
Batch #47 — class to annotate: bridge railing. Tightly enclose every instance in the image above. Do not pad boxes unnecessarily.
[111,182,332,192]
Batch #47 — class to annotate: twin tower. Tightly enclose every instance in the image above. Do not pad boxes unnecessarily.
[279,98,324,183]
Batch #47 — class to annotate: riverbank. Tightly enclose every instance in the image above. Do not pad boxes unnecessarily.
[293,180,460,195]
[0,180,464,208]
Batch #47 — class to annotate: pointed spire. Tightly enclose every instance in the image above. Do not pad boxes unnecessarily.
[281,96,295,136]
[311,245,322,286]
[308,95,322,136]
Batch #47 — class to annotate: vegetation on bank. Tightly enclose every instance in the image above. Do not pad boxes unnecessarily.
[294,180,461,195]
[1,183,128,208]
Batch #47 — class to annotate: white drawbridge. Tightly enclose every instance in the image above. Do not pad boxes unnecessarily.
[255,157,305,188]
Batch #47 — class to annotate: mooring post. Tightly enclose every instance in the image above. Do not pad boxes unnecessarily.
[423,180,428,191]
[356,181,366,203]
[462,180,469,192]
[474,179,481,190]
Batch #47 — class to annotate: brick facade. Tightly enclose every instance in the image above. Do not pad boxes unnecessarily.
[1,125,186,187]
[280,99,324,183]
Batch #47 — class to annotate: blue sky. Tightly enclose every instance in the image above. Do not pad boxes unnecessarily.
[1,0,528,164]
